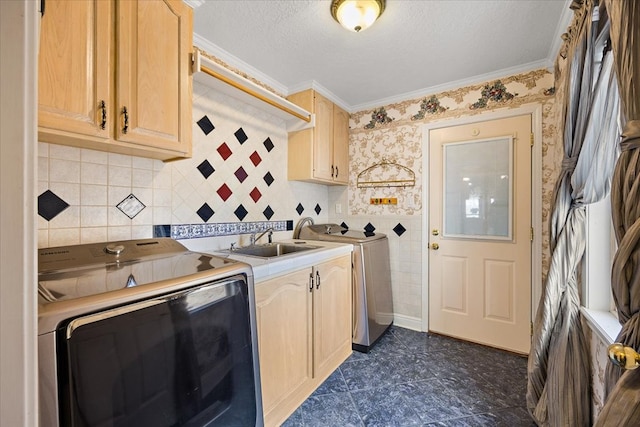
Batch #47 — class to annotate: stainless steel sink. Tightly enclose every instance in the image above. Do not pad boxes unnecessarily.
[228,243,320,258]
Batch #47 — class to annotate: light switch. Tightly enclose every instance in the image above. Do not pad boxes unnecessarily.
[335,203,342,214]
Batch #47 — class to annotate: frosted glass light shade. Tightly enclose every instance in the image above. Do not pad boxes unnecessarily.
[330,0,385,32]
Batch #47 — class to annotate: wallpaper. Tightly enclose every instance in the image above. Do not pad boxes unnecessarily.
[588,326,608,419]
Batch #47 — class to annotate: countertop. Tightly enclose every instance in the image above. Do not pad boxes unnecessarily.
[184,239,353,283]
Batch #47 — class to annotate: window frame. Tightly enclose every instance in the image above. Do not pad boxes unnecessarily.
[581,194,621,344]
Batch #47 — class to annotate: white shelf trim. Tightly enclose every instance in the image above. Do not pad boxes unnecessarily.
[192,49,314,132]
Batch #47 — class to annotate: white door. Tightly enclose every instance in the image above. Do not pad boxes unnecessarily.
[428,115,532,354]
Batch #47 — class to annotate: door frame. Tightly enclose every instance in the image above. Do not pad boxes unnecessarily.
[421,103,543,333]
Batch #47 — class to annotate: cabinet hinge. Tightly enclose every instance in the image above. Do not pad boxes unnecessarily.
[530,227,534,242]
[530,133,534,147]
[531,322,534,336]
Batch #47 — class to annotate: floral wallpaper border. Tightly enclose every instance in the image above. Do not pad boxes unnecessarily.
[350,69,553,131]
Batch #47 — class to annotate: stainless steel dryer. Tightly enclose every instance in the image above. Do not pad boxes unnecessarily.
[299,223,394,352]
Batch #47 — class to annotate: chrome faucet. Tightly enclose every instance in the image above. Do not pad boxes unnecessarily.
[293,217,314,239]
[250,228,273,245]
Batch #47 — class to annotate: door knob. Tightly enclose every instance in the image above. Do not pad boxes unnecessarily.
[431,243,439,250]
[608,343,640,370]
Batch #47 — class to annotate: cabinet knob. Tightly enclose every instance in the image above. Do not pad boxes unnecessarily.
[316,271,321,289]
[331,165,335,178]
[335,166,339,178]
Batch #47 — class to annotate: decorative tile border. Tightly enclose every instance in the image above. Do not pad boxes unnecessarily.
[154,220,293,240]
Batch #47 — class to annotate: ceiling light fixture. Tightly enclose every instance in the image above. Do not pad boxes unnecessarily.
[330,0,386,33]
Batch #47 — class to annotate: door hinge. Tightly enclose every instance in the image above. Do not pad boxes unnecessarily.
[530,133,534,147]
[530,227,534,242]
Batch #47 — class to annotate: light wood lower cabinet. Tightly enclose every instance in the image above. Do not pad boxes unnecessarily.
[255,255,352,427]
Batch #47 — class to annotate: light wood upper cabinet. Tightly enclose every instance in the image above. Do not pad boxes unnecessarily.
[38,0,192,161]
[255,255,352,427]
[332,105,350,185]
[38,0,112,142]
[287,89,350,185]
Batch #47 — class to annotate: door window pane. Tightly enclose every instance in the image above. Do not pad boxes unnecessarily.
[443,136,513,240]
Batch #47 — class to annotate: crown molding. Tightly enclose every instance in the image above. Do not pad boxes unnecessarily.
[193,33,289,96]
[349,59,550,112]
[194,34,352,112]
[288,80,350,112]
[194,8,565,115]
[546,0,574,68]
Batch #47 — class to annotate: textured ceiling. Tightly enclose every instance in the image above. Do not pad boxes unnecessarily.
[190,0,571,111]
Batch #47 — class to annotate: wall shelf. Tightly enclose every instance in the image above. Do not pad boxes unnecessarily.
[192,48,314,132]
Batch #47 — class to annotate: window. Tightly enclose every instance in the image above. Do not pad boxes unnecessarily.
[582,194,621,343]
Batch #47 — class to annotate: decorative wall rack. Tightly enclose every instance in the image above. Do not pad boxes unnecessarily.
[356,159,416,188]
[191,48,314,132]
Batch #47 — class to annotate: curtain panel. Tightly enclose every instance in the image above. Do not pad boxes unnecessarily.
[527,0,620,425]
[595,0,640,425]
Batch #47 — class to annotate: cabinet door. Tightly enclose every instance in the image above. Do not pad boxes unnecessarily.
[332,105,350,184]
[312,92,335,181]
[38,0,111,142]
[255,269,313,425]
[116,0,192,156]
[313,256,352,379]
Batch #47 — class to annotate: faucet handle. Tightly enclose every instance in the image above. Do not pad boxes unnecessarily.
[230,242,236,251]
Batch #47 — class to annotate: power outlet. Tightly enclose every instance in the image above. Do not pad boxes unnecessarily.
[335,203,342,214]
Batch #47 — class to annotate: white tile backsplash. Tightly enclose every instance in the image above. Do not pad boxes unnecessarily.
[108,152,132,167]
[49,144,80,161]
[107,226,132,241]
[80,148,108,164]
[80,206,107,227]
[49,158,80,183]
[49,228,80,247]
[108,165,132,187]
[49,182,80,206]
[132,168,153,188]
[80,226,107,244]
[81,162,108,185]
[80,184,107,206]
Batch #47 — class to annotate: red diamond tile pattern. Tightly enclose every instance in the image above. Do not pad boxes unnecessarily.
[249,151,262,167]
[217,142,233,161]
[217,183,233,201]
[249,187,262,203]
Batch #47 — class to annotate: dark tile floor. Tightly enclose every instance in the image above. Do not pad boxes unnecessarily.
[282,326,535,427]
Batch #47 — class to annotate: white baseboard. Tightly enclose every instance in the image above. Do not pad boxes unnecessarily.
[393,314,423,332]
